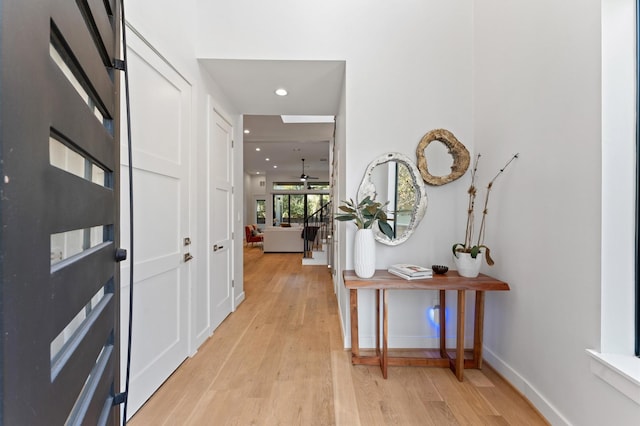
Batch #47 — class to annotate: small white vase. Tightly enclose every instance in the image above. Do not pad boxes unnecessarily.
[453,252,482,278]
[354,229,376,278]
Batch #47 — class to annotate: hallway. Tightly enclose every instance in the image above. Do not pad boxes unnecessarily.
[129,247,548,425]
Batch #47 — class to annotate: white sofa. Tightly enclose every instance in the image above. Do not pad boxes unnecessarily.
[262,226,304,253]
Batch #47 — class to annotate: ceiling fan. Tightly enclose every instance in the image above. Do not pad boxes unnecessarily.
[299,158,318,181]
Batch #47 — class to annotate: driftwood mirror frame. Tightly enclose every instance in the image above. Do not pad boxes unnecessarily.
[357,152,428,246]
[416,128,470,186]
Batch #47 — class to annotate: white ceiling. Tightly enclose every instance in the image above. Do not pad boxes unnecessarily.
[243,115,332,177]
[199,59,345,177]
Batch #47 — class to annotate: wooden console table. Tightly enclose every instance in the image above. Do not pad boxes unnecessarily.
[343,269,509,381]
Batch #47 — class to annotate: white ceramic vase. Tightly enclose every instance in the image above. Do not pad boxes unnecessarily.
[453,252,482,278]
[353,229,376,278]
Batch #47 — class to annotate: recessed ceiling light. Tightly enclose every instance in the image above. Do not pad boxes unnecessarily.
[255,147,261,151]
[273,165,278,168]
[265,158,270,161]
[275,88,288,96]
[244,129,250,134]
[256,172,260,175]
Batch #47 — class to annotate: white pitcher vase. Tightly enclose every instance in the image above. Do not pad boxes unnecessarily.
[453,252,482,278]
[353,229,376,278]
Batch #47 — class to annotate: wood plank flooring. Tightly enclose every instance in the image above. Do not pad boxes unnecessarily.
[128,246,549,425]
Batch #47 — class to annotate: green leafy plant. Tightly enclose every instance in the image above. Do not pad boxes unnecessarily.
[335,196,395,239]
[452,153,519,265]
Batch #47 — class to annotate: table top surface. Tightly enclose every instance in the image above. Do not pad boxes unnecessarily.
[343,269,510,291]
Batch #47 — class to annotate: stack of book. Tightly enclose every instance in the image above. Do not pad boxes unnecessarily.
[387,264,433,280]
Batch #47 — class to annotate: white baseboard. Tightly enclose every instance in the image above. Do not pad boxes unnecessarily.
[234,291,245,310]
[482,346,571,425]
[339,328,571,426]
[192,326,209,355]
[336,298,349,348]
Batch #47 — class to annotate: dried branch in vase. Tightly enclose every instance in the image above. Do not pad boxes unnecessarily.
[453,153,519,266]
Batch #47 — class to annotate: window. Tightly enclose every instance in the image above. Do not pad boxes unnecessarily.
[272,181,330,191]
[306,194,330,218]
[272,193,330,225]
[273,194,305,225]
[273,182,305,191]
[636,0,640,357]
[587,0,640,403]
[256,199,265,225]
[306,182,330,191]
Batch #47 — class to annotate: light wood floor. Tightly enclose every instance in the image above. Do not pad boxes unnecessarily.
[128,246,549,425]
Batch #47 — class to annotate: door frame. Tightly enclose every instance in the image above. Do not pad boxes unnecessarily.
[205,96,237,335]
[119,26,194,416]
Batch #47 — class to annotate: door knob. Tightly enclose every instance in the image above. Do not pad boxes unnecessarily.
[184,253,193,262]
[115,248,127,262]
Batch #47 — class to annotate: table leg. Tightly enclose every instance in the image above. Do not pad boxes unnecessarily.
[375,289,380,359]
[473,291,485,369]
[439,290,446,358]
[350,289,359,359]
[382,289,388,379]
[455,290,465,381]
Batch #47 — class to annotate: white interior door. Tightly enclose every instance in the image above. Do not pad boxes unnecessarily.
[209,106,233,331]
[120,31,191,417]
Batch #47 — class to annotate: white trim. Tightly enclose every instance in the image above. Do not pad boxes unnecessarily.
[213,107,233,127]
[124,21,191,84]
[234,291,245,310]
[337,288,349,349]
[587,350,640,405]
[483,346,571,426]
[595,0,639,409]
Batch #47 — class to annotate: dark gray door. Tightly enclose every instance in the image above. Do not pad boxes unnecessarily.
[0,0,121,424]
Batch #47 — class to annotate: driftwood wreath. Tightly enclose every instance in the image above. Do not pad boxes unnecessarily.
[416,129,470,186]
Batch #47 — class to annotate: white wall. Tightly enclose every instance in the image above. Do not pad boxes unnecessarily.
[474,0,639,424]
[124,0,245,362]
[128,0,640,424]
[196,0,474,350]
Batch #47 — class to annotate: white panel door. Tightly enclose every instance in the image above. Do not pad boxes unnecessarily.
[120,31,191,417]
[209,107,233,331]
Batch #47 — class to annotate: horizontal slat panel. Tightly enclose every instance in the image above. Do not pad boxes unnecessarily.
[87,0,115,61]
[49,67,115,170]
[107,0,115,15]
[44,167,115,233]
[51,0,115,116]
[82,348,115,426]
[50,243,114,334]
[50,296,114,423]
[98,395,116,426]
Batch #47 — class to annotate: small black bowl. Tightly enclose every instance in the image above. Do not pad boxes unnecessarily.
[432,265,449,275]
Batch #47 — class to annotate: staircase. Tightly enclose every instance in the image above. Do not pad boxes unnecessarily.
[302,202,331,267]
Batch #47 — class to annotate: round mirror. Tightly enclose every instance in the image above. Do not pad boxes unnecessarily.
[357,153,428,245]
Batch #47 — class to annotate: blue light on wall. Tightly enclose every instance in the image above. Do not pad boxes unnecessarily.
[426,305,450,331]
